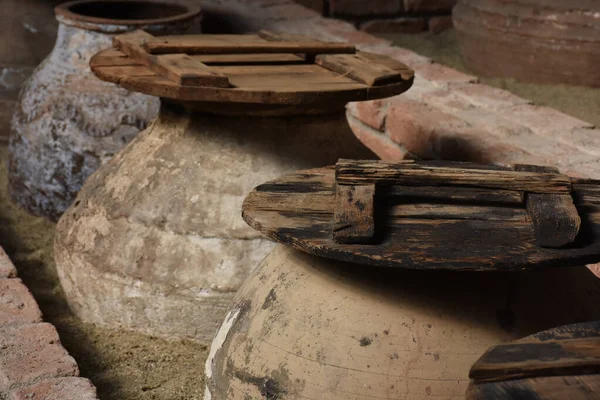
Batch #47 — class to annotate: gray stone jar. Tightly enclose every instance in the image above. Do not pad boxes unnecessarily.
[8,0,201,220]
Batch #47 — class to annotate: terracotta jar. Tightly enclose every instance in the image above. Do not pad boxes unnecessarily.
[53,32,414,343]
[204,245,600,399]
[205,160,600,399]
[454,0,600,86]
[8,0,201,220]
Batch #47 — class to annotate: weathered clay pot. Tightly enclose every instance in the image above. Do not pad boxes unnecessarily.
[204,245,600,399]
[8,0,201,220]
[454,0,600,86]
[54,102,376,343]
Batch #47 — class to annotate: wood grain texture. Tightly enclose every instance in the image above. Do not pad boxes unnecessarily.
[467,374,600,400]
[468,321,600,399]
[335,160,572,193]
[386,186,524,204]
[90,50,413,105]
[515,165,581,248]
[143,36,356,55]
[241,165,600,271]
[316,52,414,85]
[333,184,375,244]
[113,30,229,87]
[470,337,600,382]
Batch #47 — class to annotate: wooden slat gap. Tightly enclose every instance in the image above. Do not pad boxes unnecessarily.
[113,30,230,88]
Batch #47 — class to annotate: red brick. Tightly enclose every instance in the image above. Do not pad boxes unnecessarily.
[293,0,323,13]
[357,44,432,69]
[0,248,17,279]
[0,323,79,390]
[385,96,557,165]
[420,90,589,166]
[386,100,443,158]
[453,83,531,111]
[496,105,598,156]
[403,0,457,12]
[428,15,453,33]
[417,63,478,86]
[360,17,427,34]
[0,279,42,326]
[330,0,402,16]
[348,115,410,161]
[347,100,388,131]
[9,377,99,400]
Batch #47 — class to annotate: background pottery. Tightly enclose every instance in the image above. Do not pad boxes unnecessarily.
[8,0,201,220]
[454,0,600,87]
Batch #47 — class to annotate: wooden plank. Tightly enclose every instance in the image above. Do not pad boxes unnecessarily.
[332,184,375,244]
[386,185,524,204]
[515,165,581,247]
[389,203,525,221]
[335,160,572,194]
[467,374,600,400]
[469,337,600,382]
[194,53,305,65]
[113,30,229,87]
[258,30,323,43]
[143,36,356,55]
[240,166,600,271]
[316,53,413,86]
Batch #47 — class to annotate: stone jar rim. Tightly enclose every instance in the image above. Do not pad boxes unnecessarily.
[55,0,201,33]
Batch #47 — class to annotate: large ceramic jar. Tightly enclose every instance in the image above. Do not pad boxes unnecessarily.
[205,245,600,400]
[7,0,201,220]
[454,0,600,86]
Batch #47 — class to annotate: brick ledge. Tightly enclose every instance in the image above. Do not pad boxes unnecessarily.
[0,247,100,399]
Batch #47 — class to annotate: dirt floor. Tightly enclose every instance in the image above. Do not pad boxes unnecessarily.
[378,30,600,127]
[0,28,598,400]
[0,145,208,399]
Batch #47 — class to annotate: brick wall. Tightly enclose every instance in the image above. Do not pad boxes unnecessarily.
[0,247,100,400]
[295,0,455,33]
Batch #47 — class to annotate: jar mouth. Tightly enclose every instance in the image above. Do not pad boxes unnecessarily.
[55,0,201,31]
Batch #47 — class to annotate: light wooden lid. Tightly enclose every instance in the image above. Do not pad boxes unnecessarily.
[90,30,414,105]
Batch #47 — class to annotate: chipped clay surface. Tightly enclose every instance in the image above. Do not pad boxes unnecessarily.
[54,103,374,344]
[205,245,600,399]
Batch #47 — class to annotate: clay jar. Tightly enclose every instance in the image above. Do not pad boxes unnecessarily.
[204,245,600,399]
[53,34,413,344]
[54,102,376,343]
[454,0,600,86]
[8,0,201,220]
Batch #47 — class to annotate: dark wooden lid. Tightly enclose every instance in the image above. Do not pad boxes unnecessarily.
[467,321,600,399]
[90,30,414,105]
[242,159,600,271]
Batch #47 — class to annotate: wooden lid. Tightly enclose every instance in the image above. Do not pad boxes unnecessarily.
[242,159,600,271]
[467,321,600,399]
[90,30,414,105]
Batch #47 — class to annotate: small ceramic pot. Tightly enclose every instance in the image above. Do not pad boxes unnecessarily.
[8,0,201,220]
